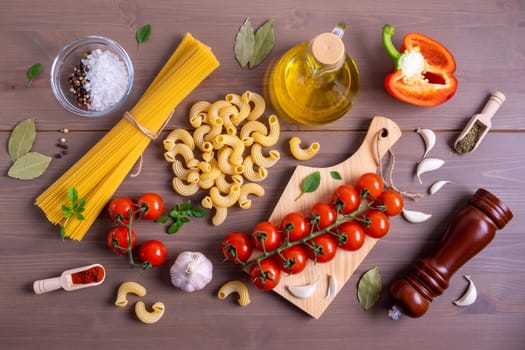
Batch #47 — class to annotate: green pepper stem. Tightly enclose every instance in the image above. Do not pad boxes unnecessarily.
[382,24,402,63]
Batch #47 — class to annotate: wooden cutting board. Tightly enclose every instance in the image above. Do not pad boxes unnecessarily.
[267,116,401,319]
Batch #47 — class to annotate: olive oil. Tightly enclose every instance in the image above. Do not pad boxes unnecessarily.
[268,27,359,125]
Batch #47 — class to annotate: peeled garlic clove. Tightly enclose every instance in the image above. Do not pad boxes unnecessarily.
[416,128,436,159]
[429,180,452,195]
[416,158,445,184]
[325,275,338,300]
[453,275,477,306]
[287,275,320,299]
[402,208,432,224]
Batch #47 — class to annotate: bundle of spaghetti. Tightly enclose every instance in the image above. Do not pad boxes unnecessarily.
[36,33,220,240]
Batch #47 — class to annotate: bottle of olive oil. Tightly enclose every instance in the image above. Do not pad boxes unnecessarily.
[268,24,359,126]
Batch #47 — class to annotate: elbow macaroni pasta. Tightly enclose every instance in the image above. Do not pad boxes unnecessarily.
[135,301,166,324]
[289,136,321,161]
[218,280,251,306]
[163,91,281,225]
[115,281,147,307]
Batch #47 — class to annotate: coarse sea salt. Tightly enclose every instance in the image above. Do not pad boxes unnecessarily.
[82,49,128,112]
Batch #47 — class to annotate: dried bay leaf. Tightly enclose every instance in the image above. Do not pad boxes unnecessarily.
[234,18,255,68]
[249,20,275,69]
[357,266,382,310]
[8,118,36,162]
[8,152,52,180]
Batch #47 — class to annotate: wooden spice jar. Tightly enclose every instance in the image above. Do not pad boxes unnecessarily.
[388,188,513,319]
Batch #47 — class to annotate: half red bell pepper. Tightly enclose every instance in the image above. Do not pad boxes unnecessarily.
[382,24,458,107]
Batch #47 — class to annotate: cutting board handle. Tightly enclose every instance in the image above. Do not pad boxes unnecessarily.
[335,115,402,170]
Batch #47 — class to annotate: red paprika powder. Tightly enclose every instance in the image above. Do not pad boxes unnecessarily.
[71,266,105,284]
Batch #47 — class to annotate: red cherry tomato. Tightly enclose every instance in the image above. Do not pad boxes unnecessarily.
[221,231,253,264]
[138,240,167,267]
[311,202,337,230]
[280,212,311,242]
[305,233,338,263]
[106,226,136,255]
[251,221,282,252]
[355,172,384,199]
[277,245,308,274]
[363,209,390,239]
[108,197,136,224]
[137,192,164,220]
[331,184,360,215]
[335,221,365,251]
[249,258,281,291]
[377,189,404,216]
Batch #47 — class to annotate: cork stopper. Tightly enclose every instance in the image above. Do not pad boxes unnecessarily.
[310,32,345,67]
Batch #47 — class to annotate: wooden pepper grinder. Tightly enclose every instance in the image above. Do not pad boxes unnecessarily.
[388,188,513,320]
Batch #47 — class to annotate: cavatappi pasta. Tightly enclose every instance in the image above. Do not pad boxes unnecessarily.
[163,91,280,225]
[36,33,219,240]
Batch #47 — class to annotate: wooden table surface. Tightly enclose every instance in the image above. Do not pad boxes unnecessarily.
[1,1,524,349]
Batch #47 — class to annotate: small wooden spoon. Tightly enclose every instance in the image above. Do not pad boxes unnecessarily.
[454,91,505,154]
[33,264,105,294]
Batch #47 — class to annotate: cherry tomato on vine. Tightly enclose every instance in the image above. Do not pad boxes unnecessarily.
[249,258,281,291]
[331,184,360,215]
[377,189,404,216]
[311,202,337,230]
[108,197,136,224]
[251,221,282,252]
[221,231,253,264]
[277,245,308,275]
[355,172,384,199]
[305,233,338,263]
[280,212,311,242]
[137,192,164,220]
[106,226,136,255]
[363,209,390,239]
[335,221,365,251]
[138,240,167,267]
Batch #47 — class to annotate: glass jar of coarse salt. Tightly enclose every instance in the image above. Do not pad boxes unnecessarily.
[51,36,134,117]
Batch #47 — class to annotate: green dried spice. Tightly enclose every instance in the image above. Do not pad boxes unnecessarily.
[8,152,52,180]
[136,24,152,50]
[295,171,321,201]
[455,123,481,154]
[27,63,42,87]
[8,118,36,162]
[357,266,382,310]
[249,20,274,69]
[234,18,255,68]
[234,18,274,69]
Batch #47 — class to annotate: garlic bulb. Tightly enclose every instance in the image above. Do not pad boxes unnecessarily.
[170,251,213,292]
[416,128,436,159]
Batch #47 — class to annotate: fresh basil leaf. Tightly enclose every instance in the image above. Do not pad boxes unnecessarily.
[249,20,274,69]
[7,152,52,180]
[27,63,42,87]
[155,216,169,224]
[8,118,36,162]
[136,24,152,50]
[234,18,255,68]
[189,207,207,217]
[295,171,321,201]
[357,266,382,310]
[330,171,343,180]
[68,187,78,206]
